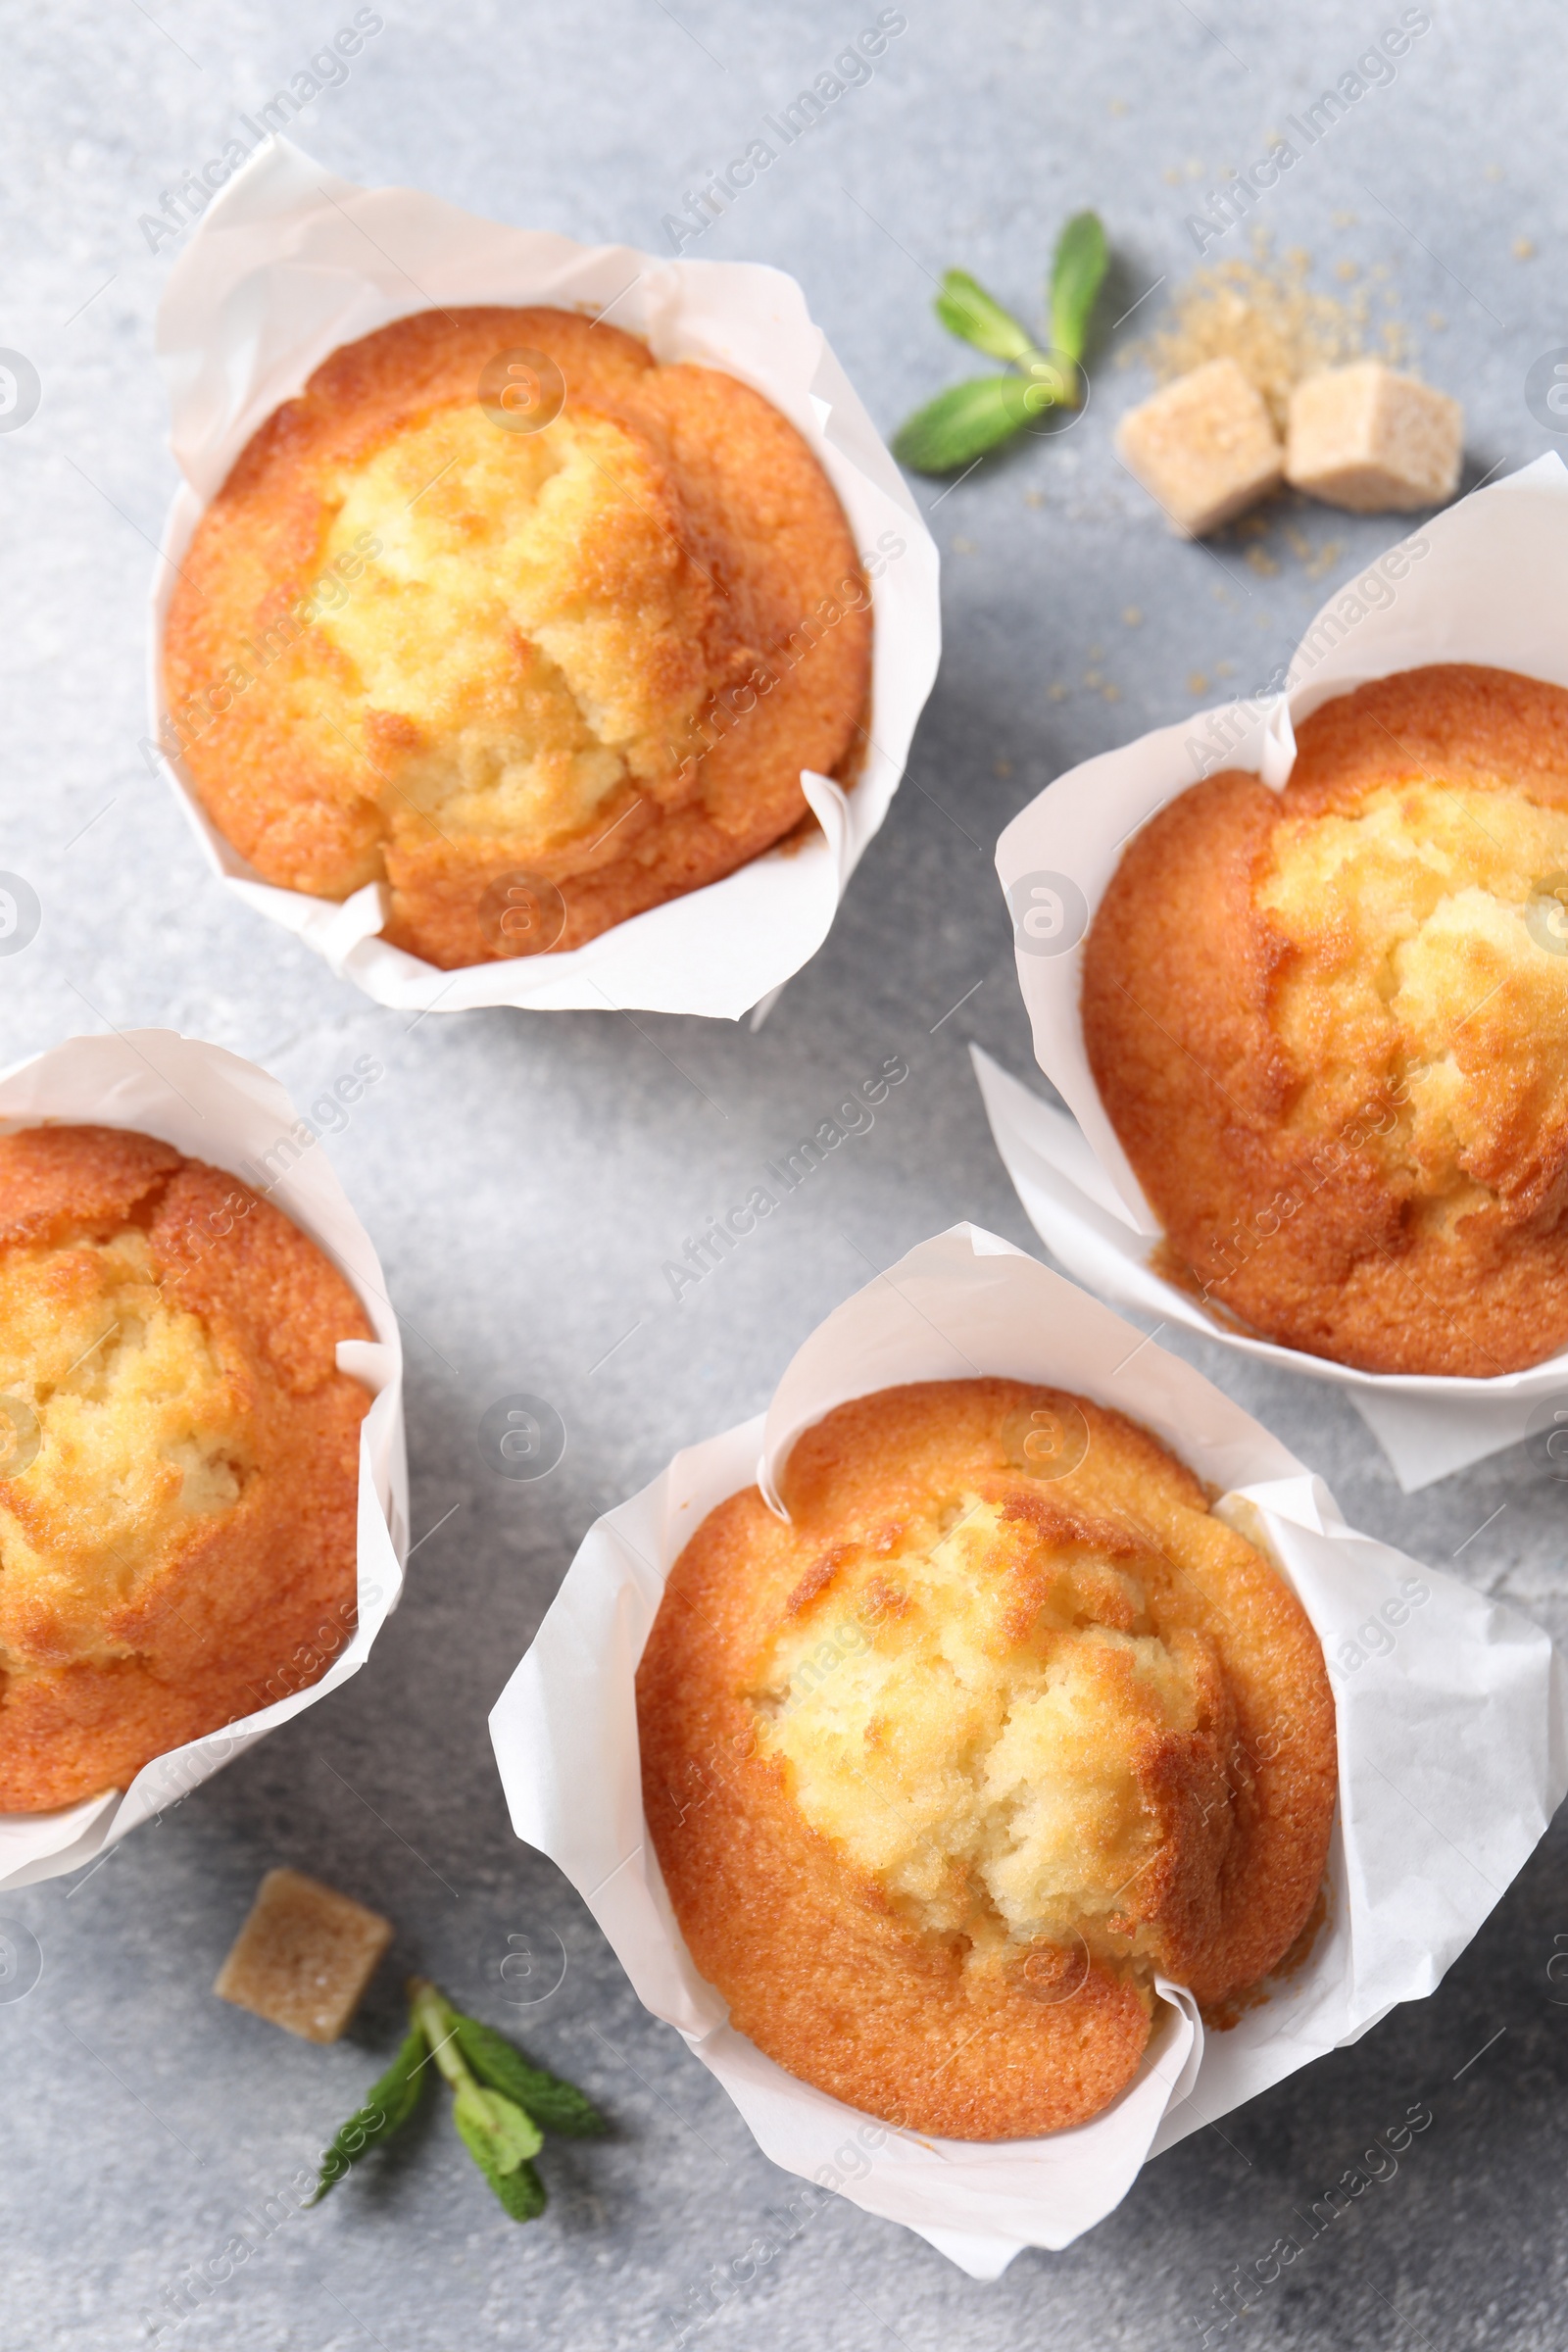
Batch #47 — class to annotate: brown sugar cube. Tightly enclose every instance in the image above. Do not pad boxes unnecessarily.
[1114,359,1283,538]
[1286,362,1462,513]
[214,1868,393,2043]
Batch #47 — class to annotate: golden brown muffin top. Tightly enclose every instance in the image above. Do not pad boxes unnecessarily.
[163,307,871,969]
[1083,664,1568,1374]
[0,1125,371,1811]
[638,1379,1335,2141]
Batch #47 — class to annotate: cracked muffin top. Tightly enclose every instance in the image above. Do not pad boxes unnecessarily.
[1083,664,1568,1374]
[162,306,872,970]
[637,1378,1335,2140]
[0,1124,371,1810]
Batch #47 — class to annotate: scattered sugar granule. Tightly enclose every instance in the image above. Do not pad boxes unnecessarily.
[1132,248,1377,431]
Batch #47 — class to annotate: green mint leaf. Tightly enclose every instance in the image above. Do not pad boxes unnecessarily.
[451,2014,607,2137]
[892,374,1039,474]
[455,2099,549,2221]
[453,2081,543,2178]
[933,270,1035,363]
[310,2026,428,2205]
[485,2154,549,2224]
[1049,211,1108,366]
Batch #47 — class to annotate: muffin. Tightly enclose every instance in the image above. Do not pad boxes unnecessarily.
[1083,664,1568,1375]
[0,1124,372,1811]
[162,306,872,970]
[637,1378,1336,2141]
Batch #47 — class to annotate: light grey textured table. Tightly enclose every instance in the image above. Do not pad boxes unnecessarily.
[3,4,1566,2345]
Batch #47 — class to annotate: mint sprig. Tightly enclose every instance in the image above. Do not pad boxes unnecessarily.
[893,210,1109,476]
[310,1976,607,2224]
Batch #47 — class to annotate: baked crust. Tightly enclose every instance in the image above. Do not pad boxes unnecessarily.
[163,307,871,969]
[637,1379,1335,2140]
[1083,664,1568,1374]
[0,1125,371,1809]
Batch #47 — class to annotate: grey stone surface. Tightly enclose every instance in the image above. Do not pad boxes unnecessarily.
[1,1,1566,2344]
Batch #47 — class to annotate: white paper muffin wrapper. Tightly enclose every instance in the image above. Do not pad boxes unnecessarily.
[489,1224,1565,2278]
[989,454,1568,1492]
[145,138,940,1021]
[0,1030,408,1893]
